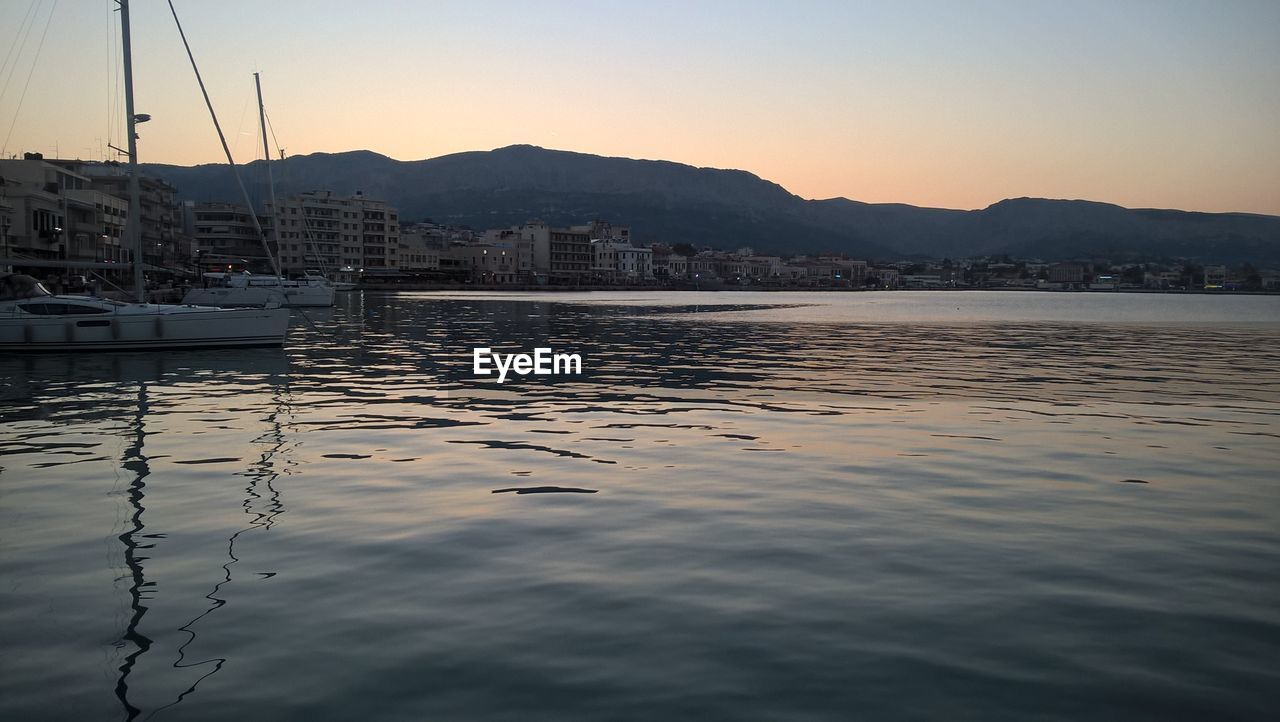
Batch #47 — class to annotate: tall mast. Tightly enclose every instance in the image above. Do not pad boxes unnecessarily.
[119,0,146,302]
[167,1,280,279]
[254,72,281,279]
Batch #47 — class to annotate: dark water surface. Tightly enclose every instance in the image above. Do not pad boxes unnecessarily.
[2,291,1278,721]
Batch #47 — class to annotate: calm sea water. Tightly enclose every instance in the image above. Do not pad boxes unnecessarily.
[2,290,1278,721]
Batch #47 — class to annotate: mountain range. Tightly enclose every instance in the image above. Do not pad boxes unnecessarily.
[142,144,1280,264]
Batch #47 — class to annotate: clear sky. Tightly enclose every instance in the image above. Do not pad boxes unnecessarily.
[2,0,1278,214]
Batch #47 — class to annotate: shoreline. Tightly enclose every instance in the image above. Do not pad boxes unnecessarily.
[356,283,1279,295]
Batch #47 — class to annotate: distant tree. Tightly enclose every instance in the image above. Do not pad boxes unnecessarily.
[1241,263,1262,290]
[672,243,697,257]
[1182,262,1202,286]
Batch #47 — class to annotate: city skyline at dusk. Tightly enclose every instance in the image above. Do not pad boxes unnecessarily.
[2,0,1278,215]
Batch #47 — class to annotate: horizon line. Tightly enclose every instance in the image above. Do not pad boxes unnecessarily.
[18,143,1272,219]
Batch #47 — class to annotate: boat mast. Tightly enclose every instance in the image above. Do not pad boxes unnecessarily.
[254,72,281,280]
[167,1,281,280]
[119,0,146,302]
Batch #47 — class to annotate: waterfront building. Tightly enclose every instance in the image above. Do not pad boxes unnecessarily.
[547,228,591,283]
[487,221,591,284]
[795,258,855,286]
[667,253,689,280]
[1,157,128,266]
[454,240,532,284]
[399,229,441,272]
[902,274,945,288]
[573,220,632,244]
[50,159,192,274]
[1144,270,1182,289]
[716,257,748,281]
[268,190,400,277]
[1048,262,1086,286]
[184,201,267,272]
[871,267,900,288]
[689,254,719,280]
[778,264,808,282]
[436,244,470,281]
[590,240,616,279]
[1204,265,1227,288]
[830,257,869,285]
[744,256,786,281]
[591,240,654,282]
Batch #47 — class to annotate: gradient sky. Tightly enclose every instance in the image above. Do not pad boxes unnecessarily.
[2,0,1278,214]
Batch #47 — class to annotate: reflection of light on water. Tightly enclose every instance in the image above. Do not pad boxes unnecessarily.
[1,293,1278,720]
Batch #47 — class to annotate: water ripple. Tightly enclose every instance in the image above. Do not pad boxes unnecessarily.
[1,291,1278,721]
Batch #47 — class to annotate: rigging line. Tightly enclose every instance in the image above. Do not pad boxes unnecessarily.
[262,112,328,277]
[0,0,39,96]
[230,76,253,166]
[113,0,126,154]
[300,207,330,276]
[167,0,282,279]
[265,111,284,159]
[107,0,122,153]
[293,306,331,336]
[0,0,40,110]
[1,0,58,159]
[104,0,111,154]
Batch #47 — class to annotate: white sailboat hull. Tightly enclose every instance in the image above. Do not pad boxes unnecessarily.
[0,301,290,352]
[182,284,335,308]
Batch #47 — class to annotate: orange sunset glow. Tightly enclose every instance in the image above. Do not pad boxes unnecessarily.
[2,0,1278,214]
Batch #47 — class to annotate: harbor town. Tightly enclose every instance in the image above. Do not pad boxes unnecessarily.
[3,154,1276,299]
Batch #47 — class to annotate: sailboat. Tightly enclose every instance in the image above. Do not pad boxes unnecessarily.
[181,73,335,309]
[0,0,289,351]
[0,273,288,350]
[181,271,335,308]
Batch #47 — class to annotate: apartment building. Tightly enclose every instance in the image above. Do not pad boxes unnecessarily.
[399,229,441,272]
[591,240,653,281]
[268,190,400,276]
[450,241,532,284]
[0,156,131,270]
[184,201,265,271]
[51,159,192,270]
[487,222,591,283]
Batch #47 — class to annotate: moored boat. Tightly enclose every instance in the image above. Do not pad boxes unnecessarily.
[1,0,290,352]
[1,272,288,351]
[182,272,335,307]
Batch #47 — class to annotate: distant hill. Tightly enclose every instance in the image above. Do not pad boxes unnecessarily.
[142,145,1280,263]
